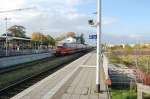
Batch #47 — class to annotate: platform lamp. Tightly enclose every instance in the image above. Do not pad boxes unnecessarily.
[4,17,11,56]
[88,0,102,93]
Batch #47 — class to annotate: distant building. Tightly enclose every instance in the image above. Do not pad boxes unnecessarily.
[125,44,135,48]
[75,36,81,44]
[59,37,77,43]
[66,37,76,43]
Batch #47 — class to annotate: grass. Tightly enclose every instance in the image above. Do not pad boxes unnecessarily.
[107,51,138,99]
[107,52,124,64]
[110,88,137,99]
[120,55,150,72]
[0,53,82,90]
[107,52,150,73]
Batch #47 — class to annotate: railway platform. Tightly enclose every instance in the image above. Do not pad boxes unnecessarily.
[11,51,109,99]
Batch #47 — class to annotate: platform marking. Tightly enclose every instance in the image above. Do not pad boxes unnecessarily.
[42,53,92,99]
[80,65,96,68]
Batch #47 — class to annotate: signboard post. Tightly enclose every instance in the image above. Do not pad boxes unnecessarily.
[96,0,101,93]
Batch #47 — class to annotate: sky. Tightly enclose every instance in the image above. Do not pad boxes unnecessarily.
[0,0,150,44]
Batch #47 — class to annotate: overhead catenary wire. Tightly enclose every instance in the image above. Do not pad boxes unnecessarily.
[0,7,36,13]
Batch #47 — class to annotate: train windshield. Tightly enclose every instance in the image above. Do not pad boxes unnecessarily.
[57,46,63,48]
[57,43,64,48]
[57,43,68,48]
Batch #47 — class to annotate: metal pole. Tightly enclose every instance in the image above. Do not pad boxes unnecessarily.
[96,0,101,92]
[40,29,43,50]
[5,18,8,56]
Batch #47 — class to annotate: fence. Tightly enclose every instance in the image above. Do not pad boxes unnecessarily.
[0,49,52,57]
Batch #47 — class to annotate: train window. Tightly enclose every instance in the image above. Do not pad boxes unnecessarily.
[63,43,68,48]
[67,43,71,48]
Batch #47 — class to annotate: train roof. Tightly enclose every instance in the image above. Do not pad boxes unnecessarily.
[0,36,31,41]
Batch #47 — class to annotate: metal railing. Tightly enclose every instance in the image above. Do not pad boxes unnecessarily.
[137,83,150,99]
[0,49,52,57]
[102,54,112,99]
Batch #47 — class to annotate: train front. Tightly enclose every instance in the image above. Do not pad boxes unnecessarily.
[54,43,73,55]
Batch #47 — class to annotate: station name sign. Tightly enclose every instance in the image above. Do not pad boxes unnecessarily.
[89,35,97,39]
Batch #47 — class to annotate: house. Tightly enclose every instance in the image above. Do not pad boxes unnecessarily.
[59,37,77,43]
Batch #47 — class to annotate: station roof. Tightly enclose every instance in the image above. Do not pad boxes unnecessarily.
[0,36,31,41]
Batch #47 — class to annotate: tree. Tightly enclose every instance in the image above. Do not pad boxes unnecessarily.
[66,32,76,38]
[42,35,48,46]
[80,33,85,44]
[31,32,56,48]
[31,32,41,41]
[8,25,26,37]
[46,35,56,48]
[55,35,65,42]
[31,32,43,49]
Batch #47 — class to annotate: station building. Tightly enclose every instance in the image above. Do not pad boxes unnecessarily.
[0,36,31,50]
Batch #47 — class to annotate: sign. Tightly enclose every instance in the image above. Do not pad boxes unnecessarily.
[89,35,97,39]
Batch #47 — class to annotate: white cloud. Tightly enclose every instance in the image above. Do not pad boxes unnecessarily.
[65,0,81,6]
[103,32,150,44]
[102,17,118,25]
[128,34,142,39]
[0,0,118,45]
[0,0,26,10]
[0,0,89,36]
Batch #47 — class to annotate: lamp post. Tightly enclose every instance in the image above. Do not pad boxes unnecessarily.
[96,0,101,92]
[88,0,101,93]
[4,17,8,56]
[4,17,11,56]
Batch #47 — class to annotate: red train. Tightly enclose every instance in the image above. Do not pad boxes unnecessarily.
[54,43,90,55]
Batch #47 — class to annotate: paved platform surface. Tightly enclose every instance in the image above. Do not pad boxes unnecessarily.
[11,52,108,99]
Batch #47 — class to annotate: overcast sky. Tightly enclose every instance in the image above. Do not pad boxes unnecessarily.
[0,0,150,44]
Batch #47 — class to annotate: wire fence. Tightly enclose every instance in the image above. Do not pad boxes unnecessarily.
[107,51,150,99]
[108,64,137,99]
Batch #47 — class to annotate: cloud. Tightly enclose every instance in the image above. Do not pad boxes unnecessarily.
[0,0,90,36]
[102,32,150,44]
[0,0,26,10]
[128,34,143,39]
[102,17,118,25]
[65,0,81,6]
[0,0,119,44]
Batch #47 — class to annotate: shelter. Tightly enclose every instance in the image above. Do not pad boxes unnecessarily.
[0,36,31,50]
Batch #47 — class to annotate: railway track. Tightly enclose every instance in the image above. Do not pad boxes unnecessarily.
[0,51,89,99]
